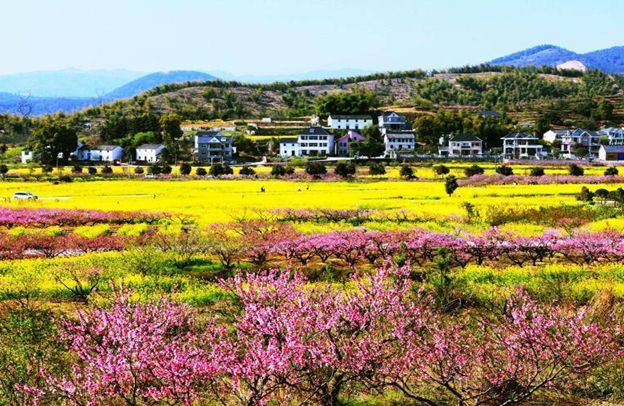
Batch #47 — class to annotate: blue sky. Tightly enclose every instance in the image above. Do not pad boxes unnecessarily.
[2,0,623,75]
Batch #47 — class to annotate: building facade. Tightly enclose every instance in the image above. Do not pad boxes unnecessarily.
[279,137,301,157]
[560,128,600,157]
[89,145,124,162]
[501,133,544,159]
[327,115,373,130]
[439,134,483,157]
[335,130,365,156]
[599,145,624,161]
[136,144,166,163]
[193,131,233,163]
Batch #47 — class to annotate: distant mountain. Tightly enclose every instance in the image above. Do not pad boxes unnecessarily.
[105,70,217,99]
[206,68,375,83]
[0,69,144,98]
[488,45,624,73]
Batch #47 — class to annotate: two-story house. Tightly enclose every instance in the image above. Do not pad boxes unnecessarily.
[542,129,569,144]
[379,112,416,158]
[439,134,483,157]
[560,128,600,157]
[279,137,301,157]
[378,111,407,131]
[136,144,166,163]
[327,115,373,131]
[89,145,124,162]
[193,131,233,163]
[335,130,365,156]
[501,133,544,159]
[279,127,334,158]
[597,127,624,145]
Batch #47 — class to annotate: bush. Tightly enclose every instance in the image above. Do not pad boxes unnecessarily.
[101,166,113,175]
[595,188,609,199]
[209,163,233,176]
[161,165,172,175]
[530,167,545,177]
[59,175,73,183]
[179,163,192,175]
[369,163,386,175]
[284,166,295,175]
[195,167,207,176]
[134,166,144,174]
[399,164,414,179]
[578,186,594,202]
[305,161,327,176]
[87,167,97,175]
[445,175,458,196]
[71,165,82,174]
[605,166,619,176]
[271,165,286,177]
[148,164,161,175]
[42,165,54,174]
[568,164,584,176]
[433,164,450,175]
[334,161,356,178]
[239,166,256,176]
[495,165,513,176]
[464,165,484,177]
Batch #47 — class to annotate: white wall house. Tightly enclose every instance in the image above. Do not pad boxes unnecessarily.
[599,145,624,161]
[89,145,124,162]
[560,128,600,157]
[543,129,568,144]
[383,132,416,158]
[279,138,301,157]
[21,150,33,164]
[598,127,624,145]
[378,112,407,131]
[501,133,543,159]
[327,115,373,130]
[193,131,233,163]
[136,144,166,163]
[439,134,483,157]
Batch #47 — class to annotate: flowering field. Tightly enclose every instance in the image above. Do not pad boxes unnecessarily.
[3,177,624,405]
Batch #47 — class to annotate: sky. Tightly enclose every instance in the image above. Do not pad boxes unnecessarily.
[2,0,623,75]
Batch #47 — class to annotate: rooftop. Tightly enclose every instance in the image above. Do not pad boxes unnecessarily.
[330,114,373,120]
[95,145,122,151]
[300,127,331,136]
[450,134,482,142]
[137,144,165,150]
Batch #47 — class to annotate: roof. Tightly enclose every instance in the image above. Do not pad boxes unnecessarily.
[338,131,365,143]
[501,132,538,140]
[136,144,165,150]
[330,115,372,120]
[196,130,222,137]
[449,134,482,142]
[600,145,624,152]
[300,127,331,136]
[94,145,122,151]
[379,111,406,123]
[279,137,298,143]
[385,133,415,140]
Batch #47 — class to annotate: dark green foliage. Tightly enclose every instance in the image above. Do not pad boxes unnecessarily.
[433,164,450,175]
[334,161,357,178]
[399,164,414,179]
[160,164,172,175]
[209,163,234,176]
[42,165,53,174]
[464,165,484,177]
[305,161,327,176]
[369,163,386,175]
[445,175,458,196]
[530,167,545,177]
[134,166,144,174]
[315,87,381,117]
[578,186,595,202]
[495,165,513,176]
[101,166,113,175]
[196,167,207,176]
[349,126,385,158]
[568,164,584,176]
[605,166,619,176]
[29,117,77,165]
[239,166,256,176]
[87,167,97,175]
[0,164,7,175]
[271,165,286,177]
[71,164,82,174]
[179,162,192,175]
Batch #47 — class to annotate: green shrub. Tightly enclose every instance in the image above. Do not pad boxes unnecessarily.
[568,164,584,176]
[334,161,356,178]
[399,164,414,179]
[305,161,327,176]
[196,167,207,176]
[605,166,619,176]
[530,167,545,177]
[495,165,513,176]
[369,163,386,175]
[239,166,256,176]
[179,163,192,175]
[433,164,450,175]
[464,165,484,177]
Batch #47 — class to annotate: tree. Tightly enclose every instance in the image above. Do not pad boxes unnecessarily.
[349,126,385,158]
[210,163,233,176]
[433,164,450,175]
[159,113,183,161]
[196,167,207,176]
[605,166,619,176]
[575,147,588,158]
[399,164,414,179]
[271,165,286,177]
[239,166,256,176]
[464,164,484,177]
[305,161,327,177]
[134,166,144,174]
[369,163,386,175]
[495,165,513,176]
[314,87,380,117]
[445,175,458,196]
[29,117,77,165]
[0,164,8,176]
[87,167,97,175]
[569,163,584,176]
[101,166,113,175]
[334,161,356,178]
[179,162,192,175]
[530,167,545,176]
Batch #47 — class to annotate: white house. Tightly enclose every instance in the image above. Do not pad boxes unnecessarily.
[136,144,166,163]
[501,133,544,159]
[599,145,624,161]
[598,127,624,145]
[383,132,416,158]
[89,145,124,162]
[279,137,301,158]
[378,111,408,131]
[327,115,373,130]
[542,129,569,144]
[278,127,334,158]
[21,150,33,164]
[439,134,483,157]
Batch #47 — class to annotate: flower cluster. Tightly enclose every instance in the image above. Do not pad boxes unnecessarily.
[0,207,163,228]
[0,233,136,259]
[459,174,624,186]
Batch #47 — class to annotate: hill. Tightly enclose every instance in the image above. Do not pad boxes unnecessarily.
[0,69,144,98]
[104,71,218,99]
[489,44,624,73]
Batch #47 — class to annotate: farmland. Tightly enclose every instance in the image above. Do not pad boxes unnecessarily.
[4,170,624,405]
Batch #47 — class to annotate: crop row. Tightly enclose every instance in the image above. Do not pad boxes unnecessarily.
[0,207,163,228]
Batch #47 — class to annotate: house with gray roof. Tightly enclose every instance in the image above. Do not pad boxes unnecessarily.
[501,133,544,160]
[327,114,373,130]
[439,134,483,157]
[87,145,124,162]
[560,128,600,157]
[193,131,233,163]
[136,144,166,163]
[598,145,624,161]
